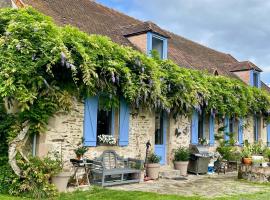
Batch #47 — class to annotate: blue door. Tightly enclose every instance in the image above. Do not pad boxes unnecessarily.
[155,112,167,165]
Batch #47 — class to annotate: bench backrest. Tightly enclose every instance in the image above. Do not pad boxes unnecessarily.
[98,150,121,169]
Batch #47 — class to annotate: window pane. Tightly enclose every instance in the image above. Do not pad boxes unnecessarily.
[152,37,163,59]
[198,114,204,139]
[229,119,234,133]
[97,109,112,136]
[155,113,163,145]
[253,73,258,87]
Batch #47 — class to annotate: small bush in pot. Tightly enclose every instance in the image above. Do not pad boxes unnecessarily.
[74,146,88,160]
[241,144,252,165]
[146,152,161,180]
[74,138,88,159]
[173,147,190,176]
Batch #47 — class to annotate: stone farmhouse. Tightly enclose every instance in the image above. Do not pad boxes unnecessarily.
[3,0,270,168]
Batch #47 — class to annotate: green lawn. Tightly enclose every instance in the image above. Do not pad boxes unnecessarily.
[1,187,270,200]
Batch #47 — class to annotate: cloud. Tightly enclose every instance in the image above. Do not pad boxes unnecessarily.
[97,0,270,83]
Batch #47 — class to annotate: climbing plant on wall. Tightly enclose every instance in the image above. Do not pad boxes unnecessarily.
[0,7,270,196]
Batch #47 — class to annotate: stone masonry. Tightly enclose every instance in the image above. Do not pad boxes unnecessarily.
[36,99,268,169]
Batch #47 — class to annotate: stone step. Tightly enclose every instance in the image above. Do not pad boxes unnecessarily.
[159,169,181,179]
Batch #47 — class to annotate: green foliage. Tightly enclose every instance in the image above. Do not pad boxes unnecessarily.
[216,132,241,161]
[251,142,263,155]
[263,147,270,160]
[8,155,61,198]
[147,152,161,164]
[241,141,252,158]
[173,147,190,161]
[74,146,88,157]
[0,164,17,194]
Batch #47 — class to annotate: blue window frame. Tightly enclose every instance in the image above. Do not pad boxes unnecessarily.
[250,70,261,88]
[147,32,168,60]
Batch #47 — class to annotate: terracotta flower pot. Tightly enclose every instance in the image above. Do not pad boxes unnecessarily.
[51,171,71,192]
[146,163,160,180]
[174,161,189,176]
[242,157,252,165]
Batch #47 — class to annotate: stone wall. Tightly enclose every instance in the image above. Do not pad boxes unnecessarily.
[36,99,269,169]
[167,115,191,167]
[36,100,191,168]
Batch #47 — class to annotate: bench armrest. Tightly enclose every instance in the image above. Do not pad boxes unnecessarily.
[90,160,104,171]
[126,158,144,169]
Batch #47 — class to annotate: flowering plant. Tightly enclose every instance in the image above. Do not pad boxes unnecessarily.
[98,134,116,145]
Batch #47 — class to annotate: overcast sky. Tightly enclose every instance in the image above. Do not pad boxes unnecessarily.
[97,0,270,84]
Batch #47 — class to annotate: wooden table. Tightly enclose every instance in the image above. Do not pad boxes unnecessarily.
[70,159,92,187]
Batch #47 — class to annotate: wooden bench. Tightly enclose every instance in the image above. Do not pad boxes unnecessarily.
[90,150,143,187]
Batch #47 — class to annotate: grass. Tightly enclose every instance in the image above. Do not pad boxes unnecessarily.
[1,186,270,200]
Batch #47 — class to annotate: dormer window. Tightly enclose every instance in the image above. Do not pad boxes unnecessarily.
[250,70,261,88]
[147,32,168,60]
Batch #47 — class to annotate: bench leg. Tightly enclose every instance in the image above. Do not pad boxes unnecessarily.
[102,174,105,187]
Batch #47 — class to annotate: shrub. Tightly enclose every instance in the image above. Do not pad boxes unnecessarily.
[251,142,263,155]
[174,147,190,161]
[147,152,161,164]
[241,142,252,158]
[0,163,17,194]
[263,147,270,160]
[6,155,62,198]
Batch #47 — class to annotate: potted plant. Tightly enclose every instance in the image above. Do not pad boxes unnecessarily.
[98,134,117,146]
[50,151,71,192]
[173,147,190,176]
[146,152,161,180]
[51,140,71,192]
[74,137,88,160]
[74,146,88,160]
[241,145,252,165]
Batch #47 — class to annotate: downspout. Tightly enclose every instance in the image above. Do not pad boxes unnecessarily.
[32,134,37,156]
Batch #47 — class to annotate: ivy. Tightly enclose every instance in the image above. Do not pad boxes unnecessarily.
[0,7,269,138]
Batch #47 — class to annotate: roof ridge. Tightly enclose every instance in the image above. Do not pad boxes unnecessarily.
[91,1,142,25]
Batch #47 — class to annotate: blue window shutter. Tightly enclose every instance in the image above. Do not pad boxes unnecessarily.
[191,110,199,144]
[250,70,254,86]
[147,32,153,56]
[163,38,168,59]
[267,124,270,147]
[119,98,130,146]
[209,115,215,146]
[238,118,244,146]
[83,96,98,146]
[258,73,261,88]
[224,116,229,141]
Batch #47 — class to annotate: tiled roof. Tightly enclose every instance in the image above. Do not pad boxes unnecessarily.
[262,82,270,94]
[223,61,262,72]
[122,21,170,38]
[22,0,261,78]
